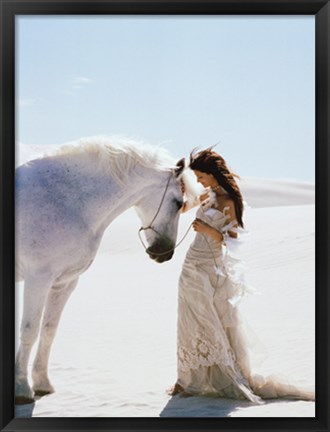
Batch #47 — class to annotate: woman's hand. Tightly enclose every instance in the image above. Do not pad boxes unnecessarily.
[192,218,224,243]
[199,191,209,202]
[192,218,211,234]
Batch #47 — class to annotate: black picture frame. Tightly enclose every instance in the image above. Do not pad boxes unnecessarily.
[0,0,329,431]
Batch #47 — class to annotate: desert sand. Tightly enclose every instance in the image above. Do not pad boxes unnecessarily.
[15,145,315,417]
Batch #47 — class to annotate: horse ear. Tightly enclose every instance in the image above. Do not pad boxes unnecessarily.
[174,158,185,177]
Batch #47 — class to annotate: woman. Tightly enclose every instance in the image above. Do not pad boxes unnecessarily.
[170,148,314,403]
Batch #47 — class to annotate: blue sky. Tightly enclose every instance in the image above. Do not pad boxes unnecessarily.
[16,15,315,181]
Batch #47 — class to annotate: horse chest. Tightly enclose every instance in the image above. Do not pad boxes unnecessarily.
[55,257,94,284]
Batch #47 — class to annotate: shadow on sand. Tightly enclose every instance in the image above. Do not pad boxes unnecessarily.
[15,394,51,418]
[15,396,245,418]
[160,394,254,417]
[15,401,36,418]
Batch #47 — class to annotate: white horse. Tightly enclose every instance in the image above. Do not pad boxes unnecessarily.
[15,137,186,404]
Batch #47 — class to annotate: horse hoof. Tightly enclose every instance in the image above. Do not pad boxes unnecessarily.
[15,380,34,404]
[33,389,54,397]
[33,379,55,396]
[15,395,35,405]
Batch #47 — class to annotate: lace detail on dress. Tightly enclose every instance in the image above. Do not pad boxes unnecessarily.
[178,330,237,373]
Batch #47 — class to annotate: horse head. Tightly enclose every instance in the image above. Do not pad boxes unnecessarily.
[135,158,185,263]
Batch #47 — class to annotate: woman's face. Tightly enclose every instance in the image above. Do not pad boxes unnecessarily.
[193,170,218,189]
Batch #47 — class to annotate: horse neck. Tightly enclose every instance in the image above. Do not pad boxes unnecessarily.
[84,160,167,234]
[55,148,171,233]
[105,164,169,214]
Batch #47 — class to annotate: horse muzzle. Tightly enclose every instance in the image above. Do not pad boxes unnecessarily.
[146,238,175,263]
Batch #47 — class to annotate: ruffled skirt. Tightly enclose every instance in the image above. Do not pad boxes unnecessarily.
[176,244,314,403]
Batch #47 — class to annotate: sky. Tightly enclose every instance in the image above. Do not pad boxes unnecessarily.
[16,15,315,182]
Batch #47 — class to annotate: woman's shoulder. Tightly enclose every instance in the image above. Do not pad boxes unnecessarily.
[215,196,235,214]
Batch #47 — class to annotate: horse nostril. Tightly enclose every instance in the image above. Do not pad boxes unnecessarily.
[148,252,173,263]
[146,247,154,257]
[146,244,174,263]
[161,251,174,262]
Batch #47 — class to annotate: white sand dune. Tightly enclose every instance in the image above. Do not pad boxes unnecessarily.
[239,176,315,208]
[15,144,315,417]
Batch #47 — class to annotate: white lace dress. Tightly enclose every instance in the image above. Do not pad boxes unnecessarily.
[176,205,314,403]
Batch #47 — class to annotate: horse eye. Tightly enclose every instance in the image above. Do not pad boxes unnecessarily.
[175,199,183,210]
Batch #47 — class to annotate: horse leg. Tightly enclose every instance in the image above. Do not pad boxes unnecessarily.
[15,274,53,404]
[32,278,79,396]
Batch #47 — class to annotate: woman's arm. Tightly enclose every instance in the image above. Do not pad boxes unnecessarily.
[192,219,224,243]
[181,197,200,213]
[192,198,239,242]
[180,179,210,214]
[221,199,238,238]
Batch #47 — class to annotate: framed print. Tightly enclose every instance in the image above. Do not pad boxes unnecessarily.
[0,0,329,431]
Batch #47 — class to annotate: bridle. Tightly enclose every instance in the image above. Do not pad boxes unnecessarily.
[138,174,172,239]
[138,173,192,257]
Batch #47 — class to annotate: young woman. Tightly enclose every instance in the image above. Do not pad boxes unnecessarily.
[170,148,314,403]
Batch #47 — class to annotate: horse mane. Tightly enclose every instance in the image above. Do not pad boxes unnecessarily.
[49,136,177,186]
[37,136,199,197]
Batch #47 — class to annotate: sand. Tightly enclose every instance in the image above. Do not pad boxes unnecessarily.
[15,144,315,417]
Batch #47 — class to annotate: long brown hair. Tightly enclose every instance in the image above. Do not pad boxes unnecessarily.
[189,148,244,228]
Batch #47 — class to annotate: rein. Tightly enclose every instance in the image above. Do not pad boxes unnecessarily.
[138,174,192,256]
[139,174,172,237]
